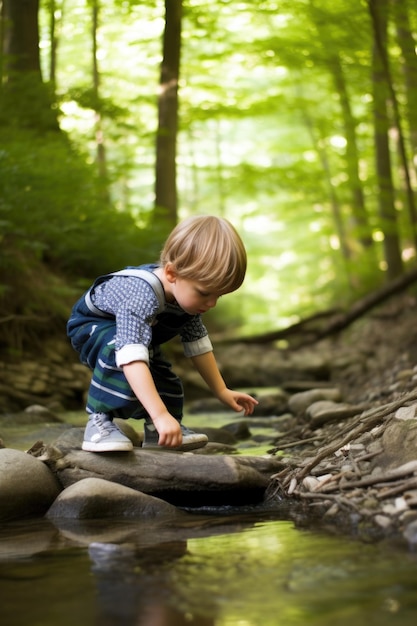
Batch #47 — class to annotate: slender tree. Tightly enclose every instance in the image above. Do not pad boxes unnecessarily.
[307,2,373,253]
[154,0,182,232]
[368,0,403,279]
[391,0,417,248]
[370,0,417,252]
[90,0,108,184]
[330,54,373,250]
[46,0,62,91]
[391,0,417,170]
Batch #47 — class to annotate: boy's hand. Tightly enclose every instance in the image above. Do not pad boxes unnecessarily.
[151,412,183,447]
[218,389,258,416]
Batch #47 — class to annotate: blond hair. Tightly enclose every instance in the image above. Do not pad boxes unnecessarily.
[159,215,247,293]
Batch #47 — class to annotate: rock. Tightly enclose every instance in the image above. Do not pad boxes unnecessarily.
[0,449,62,521]
[395,404,417,421]
[306,401,362,428]
[403,519,417,546]
[46,445,284,506]
[288,388,342,416]
[374,514,392,529]
[253,389,289,416]
[24,404,62,421]
[46,477,183,520]
[302,476,320,491]
[197,426,238,445]
[192,441,239,454]
[222,420,252,441]
[371,419,417,472]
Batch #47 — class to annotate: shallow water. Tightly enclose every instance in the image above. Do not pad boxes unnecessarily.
[2,411,417,625]
[1,512,417,626]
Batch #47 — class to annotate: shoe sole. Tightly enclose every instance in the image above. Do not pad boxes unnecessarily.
[82,441,133,452]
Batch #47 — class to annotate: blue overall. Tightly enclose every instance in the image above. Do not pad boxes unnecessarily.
[67,265,197,421]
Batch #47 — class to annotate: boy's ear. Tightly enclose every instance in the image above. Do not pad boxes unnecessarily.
[164,263,178,283]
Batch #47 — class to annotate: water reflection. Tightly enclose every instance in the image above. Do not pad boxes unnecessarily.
[89,541,214,625]
[2,515,417,626]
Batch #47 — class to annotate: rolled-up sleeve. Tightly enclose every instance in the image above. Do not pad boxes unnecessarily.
[180,315,213,357]
[182,335,213,357]
[116,343,150,367]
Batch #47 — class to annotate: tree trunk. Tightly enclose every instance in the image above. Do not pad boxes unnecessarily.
[391,0,417,170]
[301,99,353,287]
[390,0,417,251]
[47,0,60,89]
[3,0,41,74]
[154,0,182,233]
[91,0,108,185]
[369,0,403,279]
[331,54,373,250]
[1,0,59,130]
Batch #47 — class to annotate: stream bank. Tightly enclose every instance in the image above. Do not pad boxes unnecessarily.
[2,293,417,546]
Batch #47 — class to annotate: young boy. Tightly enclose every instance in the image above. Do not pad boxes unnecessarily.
[67,215,258,452]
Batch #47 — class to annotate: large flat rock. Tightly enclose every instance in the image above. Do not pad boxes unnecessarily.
[49,447,285,507]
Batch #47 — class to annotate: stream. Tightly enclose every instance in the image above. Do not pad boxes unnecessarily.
[2,412,417,625]
[2,513,417,626]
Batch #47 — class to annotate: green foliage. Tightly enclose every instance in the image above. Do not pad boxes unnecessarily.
[0,127,164,351]
[63,86,129,120]
[0,73,59,131]
[0,128,157,274]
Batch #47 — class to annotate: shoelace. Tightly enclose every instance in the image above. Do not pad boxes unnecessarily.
[180,426,197,436]
[93,415,117,437]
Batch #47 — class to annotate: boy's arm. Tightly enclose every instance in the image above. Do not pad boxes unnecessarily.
[190,351,258,415]
[122,361,182,447]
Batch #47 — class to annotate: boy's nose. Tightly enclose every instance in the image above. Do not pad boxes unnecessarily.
[207,296,218,308]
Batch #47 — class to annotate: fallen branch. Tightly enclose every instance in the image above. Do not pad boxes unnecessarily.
[230,266,417,346]
[377,477,417,500]
[317,460,417,493]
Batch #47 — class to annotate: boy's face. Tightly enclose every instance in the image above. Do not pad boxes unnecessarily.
[164,264,228,315]
[173,277,225,315]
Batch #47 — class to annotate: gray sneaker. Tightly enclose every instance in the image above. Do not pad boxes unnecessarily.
[82,413,133,452]
[143,422,208,451]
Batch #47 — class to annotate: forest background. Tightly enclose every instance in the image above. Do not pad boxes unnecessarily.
[1,0,417,356]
